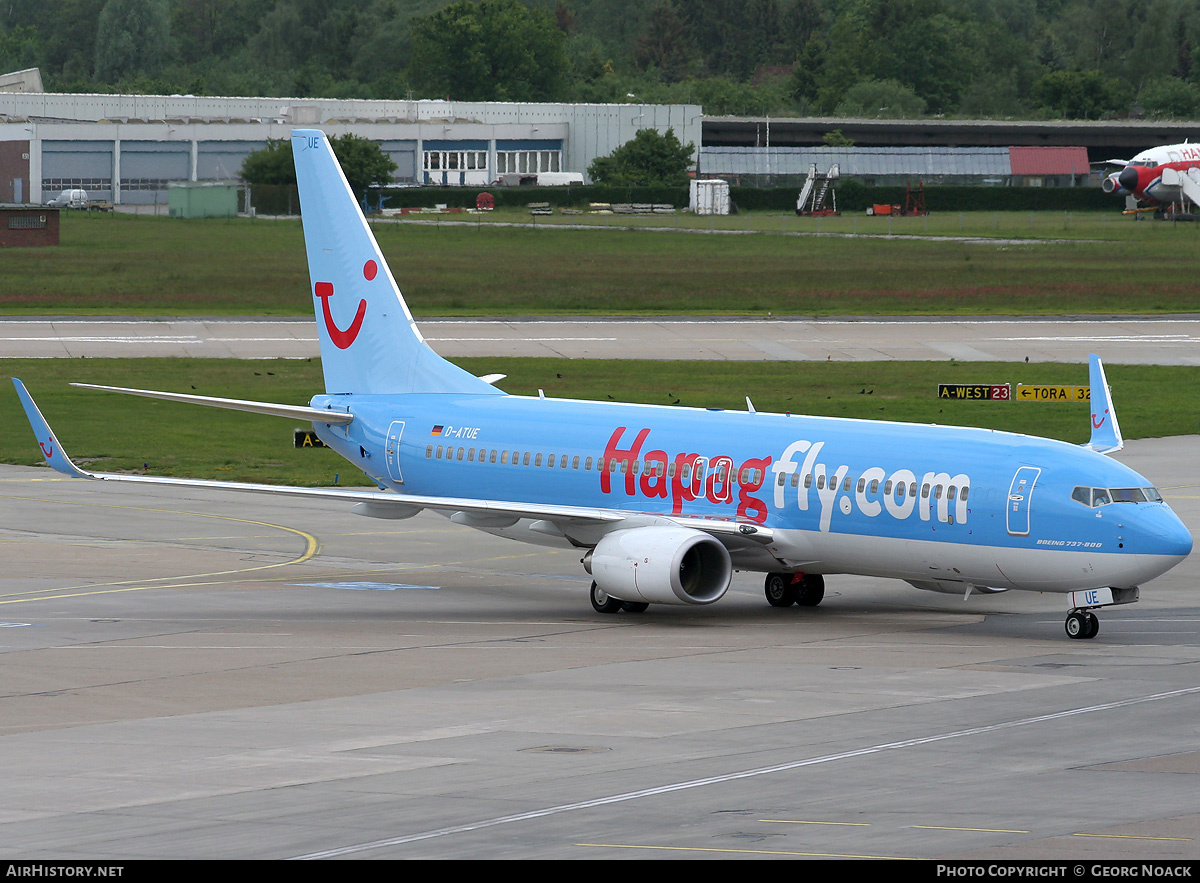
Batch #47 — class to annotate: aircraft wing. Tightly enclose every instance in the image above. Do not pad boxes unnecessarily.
[13,378,774,549]
[69,383,355,424]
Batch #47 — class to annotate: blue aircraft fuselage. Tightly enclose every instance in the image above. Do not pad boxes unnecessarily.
[310,392,1191,594]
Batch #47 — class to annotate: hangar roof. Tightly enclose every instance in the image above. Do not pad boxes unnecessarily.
[701,146,1013,177]
[1009,146,1090,175]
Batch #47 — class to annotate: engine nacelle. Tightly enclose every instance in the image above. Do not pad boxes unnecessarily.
[584,527,732,606]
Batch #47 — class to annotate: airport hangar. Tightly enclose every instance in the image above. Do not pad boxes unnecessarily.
[0,92,702,206]
[4,87,1200,204]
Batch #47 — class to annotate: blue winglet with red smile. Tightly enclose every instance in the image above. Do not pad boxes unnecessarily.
[12,378,92,479]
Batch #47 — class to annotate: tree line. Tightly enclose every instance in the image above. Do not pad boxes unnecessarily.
[2,0,1199,120]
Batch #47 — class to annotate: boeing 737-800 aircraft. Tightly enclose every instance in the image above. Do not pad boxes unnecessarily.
[15,129,1192,640]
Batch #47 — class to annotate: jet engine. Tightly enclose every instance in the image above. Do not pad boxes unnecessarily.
[583,526,732,606]
[1117,165,1146,195]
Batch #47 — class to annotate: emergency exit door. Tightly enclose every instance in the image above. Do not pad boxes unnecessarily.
[385,421,406,484]
[1006,466,1040,536]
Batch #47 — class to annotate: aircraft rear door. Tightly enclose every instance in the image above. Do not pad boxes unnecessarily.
[1006,466,1040,536]
[385,420,406,484]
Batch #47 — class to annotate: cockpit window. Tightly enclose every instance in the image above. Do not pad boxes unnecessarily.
[1072,485,1162,507]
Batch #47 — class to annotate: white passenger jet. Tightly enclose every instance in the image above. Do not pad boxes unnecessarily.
[1102,141,1200,209]
[14,130,1193,639]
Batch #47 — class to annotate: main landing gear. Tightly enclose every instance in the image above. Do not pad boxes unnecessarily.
[764,572,825,608]
[590,582,648,615]
[1065,609,1100,640]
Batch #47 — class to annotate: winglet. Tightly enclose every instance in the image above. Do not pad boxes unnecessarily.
[1084,355,1123,454]
[12,379,94,479]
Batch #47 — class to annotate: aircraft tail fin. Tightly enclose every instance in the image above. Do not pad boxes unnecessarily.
[290,129,499,397]
[1084,354,1123,454]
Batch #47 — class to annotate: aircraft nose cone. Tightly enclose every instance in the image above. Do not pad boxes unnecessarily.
[1118,166,1140,193]
[1164,514,1194,559]
[1139,505,1193,558]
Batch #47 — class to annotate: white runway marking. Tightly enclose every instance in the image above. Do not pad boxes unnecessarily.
[292,685,1200,859]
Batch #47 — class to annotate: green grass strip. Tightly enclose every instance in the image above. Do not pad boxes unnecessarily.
[2,211,1199,316]
[3,358,1194,487]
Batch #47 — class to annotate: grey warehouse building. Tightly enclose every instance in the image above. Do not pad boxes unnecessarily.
[0,92,701,205]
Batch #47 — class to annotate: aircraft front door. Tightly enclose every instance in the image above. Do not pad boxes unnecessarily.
[1006,466,1040,536]
[385,420,406,484]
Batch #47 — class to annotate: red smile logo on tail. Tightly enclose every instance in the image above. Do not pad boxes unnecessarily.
[314,260,377,349]
[314,281,366,349]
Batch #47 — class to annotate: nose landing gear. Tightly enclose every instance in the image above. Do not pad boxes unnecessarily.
[1063,586,1139,640]
[1065,609,1099,639]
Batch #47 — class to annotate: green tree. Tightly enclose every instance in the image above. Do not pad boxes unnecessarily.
[634,0,696,83]
[409,0,569,101]
[816,0,977,114]
[93,0,171,83]
[588,127,694,186]
[239,138,296,186]
[328,133,398,197]
[1139,75,1200,118]
[1034,69,1120,118]
[0,24,40,73]
[835,78,926,118]
[240,134,398,198]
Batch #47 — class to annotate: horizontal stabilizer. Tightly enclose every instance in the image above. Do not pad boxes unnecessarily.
[1084,354,1123,454]
[71,383,354,425]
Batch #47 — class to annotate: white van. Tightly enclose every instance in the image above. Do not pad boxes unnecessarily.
[47,189,88,209]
